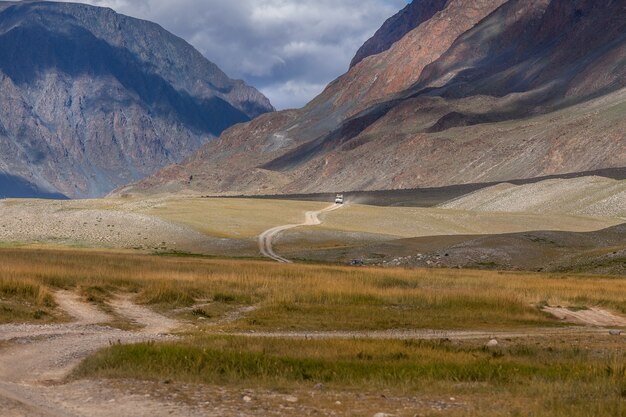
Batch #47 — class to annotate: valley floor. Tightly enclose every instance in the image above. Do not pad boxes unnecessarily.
[0,251,625,416]
[0,176,624,274]
[0,175,624,415]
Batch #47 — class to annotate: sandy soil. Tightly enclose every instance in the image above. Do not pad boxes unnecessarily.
[543,307,626,327]
[0,291,180,417]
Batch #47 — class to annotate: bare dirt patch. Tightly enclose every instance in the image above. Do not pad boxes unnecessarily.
[55,291,111,325]
[543,306,626,327]
[108,295,179,334]
[0,291,180,416]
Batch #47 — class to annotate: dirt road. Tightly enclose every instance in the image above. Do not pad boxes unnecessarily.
[0,291,180,417]
[1,291,625,416]
[258,203,342,263]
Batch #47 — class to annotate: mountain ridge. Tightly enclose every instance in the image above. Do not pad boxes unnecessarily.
[0,1,273,198]
[350,0,450,68]
[110,0,626,196]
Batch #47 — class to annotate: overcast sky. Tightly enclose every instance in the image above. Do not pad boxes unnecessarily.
[59,0,408,109]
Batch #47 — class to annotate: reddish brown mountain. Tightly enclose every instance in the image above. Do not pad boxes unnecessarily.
[122,0,626,196]
[350,0,449,68]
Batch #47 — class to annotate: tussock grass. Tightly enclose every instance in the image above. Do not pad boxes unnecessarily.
[74,336,626,416]
[3,247,626,415]
[76,337,604,385]
[0,278,53,305]
[0,276,56,323]
[1,248,626,329]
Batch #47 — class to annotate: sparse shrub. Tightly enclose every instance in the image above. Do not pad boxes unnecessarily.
[192,308,211,318]
[213,293,236,303]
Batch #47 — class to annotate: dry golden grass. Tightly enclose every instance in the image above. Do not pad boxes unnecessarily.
[1,197,620,263]
[320,205,622,238]
[143,197,329,239]
[1,248,626,330]
[3,247,626,415]
[0,276,57,323]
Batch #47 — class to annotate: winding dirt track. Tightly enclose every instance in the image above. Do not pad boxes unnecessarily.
[0,291,180,417]
[258,203,342,263]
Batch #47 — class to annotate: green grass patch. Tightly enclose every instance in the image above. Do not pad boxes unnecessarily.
[237,295,550,331]
[74,336,626,392]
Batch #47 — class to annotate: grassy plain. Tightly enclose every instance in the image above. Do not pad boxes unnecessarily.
[2,248,626,415]
[75,335,626,416]
[316,205,622,238]
[0,196,621,260]
[144,197,329,238]
[138,196,623,239]
[3,248,626,330]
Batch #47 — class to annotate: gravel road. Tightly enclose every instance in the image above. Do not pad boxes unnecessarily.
[258,203,342,262]
[0,291,179,417]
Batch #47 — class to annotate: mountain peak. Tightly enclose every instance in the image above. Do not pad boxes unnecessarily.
[125,0,626,197]
[350,0,450,68]
[0,1,273,198]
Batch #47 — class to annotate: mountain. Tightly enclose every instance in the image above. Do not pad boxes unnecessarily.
[350,0,449,68]
[0,1,273,198]
[122,0,626,197]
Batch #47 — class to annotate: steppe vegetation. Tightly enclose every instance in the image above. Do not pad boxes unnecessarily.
[1,194,621,258]
[3,248,626,330]
[76,335,626,417]
[2,248,626,415]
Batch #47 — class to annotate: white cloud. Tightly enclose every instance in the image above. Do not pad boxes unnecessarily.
[57,0,407,109]
[261,80,329,111]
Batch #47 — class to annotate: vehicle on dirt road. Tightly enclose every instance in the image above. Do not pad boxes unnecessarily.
[335,194,344,204]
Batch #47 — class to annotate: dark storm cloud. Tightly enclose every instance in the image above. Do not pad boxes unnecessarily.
[61,0,407,109]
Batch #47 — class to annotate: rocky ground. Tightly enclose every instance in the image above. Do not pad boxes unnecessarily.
[303,224,625,275]
[0,198,242,255]
[1,176,624,274]
[441,177,626,217]
[277,177,625,274]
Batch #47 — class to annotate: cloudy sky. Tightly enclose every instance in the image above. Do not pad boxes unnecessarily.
[60,0,408,109]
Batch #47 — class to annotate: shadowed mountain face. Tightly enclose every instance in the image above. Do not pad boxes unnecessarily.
[0,1,273,198]
[0,173,67,199]
[124,0,626,197]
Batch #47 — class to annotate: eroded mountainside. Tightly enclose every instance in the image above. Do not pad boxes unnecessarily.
[350,0,450,68]
[123,0,626,196]
[0,1,273,198]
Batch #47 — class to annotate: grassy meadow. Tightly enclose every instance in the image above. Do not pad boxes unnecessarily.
[2,247,626,415]
[75,335,626,416]
[2,247,626,329]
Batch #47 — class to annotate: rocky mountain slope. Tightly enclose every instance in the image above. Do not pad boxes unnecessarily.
[123,0,626,196]
[350,0,449,68]
[442,177,626,217]
[0,1,273,198]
